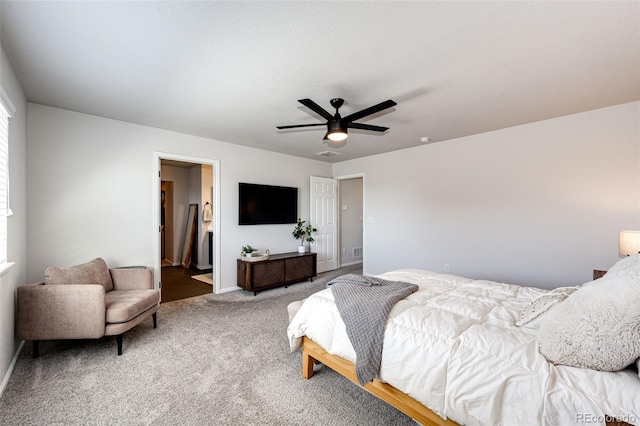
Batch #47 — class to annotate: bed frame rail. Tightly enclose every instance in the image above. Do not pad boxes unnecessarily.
[301,337,458,426]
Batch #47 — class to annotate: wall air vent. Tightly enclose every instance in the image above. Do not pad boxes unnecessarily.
[353,247,363,258]
[316,150,341,157]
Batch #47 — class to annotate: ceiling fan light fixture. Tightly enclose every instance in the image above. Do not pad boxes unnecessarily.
[325,120,348,146]
[327,129,348,142]
[325,137,348,149]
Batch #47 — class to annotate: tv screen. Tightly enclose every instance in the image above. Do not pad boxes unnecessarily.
[238,183,298,225]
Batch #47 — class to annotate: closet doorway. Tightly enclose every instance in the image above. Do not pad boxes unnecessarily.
[152,153,221,301]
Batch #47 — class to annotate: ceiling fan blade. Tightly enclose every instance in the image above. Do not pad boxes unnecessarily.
[343,99,397,123]
[348,122,389,132]
[276,123,326,129]
[298,98,334,121]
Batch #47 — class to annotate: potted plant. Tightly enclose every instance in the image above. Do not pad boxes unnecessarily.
[292,218,315,253]
[241,245,257,257]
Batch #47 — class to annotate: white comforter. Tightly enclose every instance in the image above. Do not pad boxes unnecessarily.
[287,269,640,426]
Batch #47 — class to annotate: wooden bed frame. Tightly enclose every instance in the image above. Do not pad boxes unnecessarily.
[301,336,458,426]
[301,336,632,426]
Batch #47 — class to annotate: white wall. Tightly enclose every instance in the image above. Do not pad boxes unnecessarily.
[25,101,639,292]
[0,46,28,395]
[26,104,332,292]
[333,102,640,288]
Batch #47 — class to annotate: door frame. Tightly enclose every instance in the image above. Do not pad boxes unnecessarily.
[334,173,365,270]
[152,152,221,294]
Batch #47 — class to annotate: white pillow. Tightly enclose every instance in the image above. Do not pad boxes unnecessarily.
[515,286,578,327]
[606,253,640,277]
[538,272,640,371]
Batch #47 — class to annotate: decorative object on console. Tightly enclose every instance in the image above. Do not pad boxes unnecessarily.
[292,218,315,253]
[241,245,257,256]
[619,230,640,256]
[240,249,270,262]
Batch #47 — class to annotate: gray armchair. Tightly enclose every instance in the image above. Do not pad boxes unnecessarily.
[17,258,160,357]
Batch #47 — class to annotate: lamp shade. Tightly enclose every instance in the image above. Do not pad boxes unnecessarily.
[618,230,640,256]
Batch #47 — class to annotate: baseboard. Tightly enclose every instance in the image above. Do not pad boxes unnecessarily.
[0,340,24,399]
[193,263,212,271]
[220,285,242,294]
[339,260,363,267]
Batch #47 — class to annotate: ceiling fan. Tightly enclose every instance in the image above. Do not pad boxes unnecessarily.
[277,98,397,148]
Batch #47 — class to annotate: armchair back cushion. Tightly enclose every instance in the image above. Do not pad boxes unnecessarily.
[45,257,113,292]
[110,268,152,291]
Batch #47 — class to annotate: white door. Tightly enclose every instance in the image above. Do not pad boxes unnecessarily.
[310,176,338,273]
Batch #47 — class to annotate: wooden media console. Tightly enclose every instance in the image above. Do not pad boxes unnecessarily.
[237,251,317,295]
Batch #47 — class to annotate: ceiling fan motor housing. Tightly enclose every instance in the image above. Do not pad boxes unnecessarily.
[327,119,346,133]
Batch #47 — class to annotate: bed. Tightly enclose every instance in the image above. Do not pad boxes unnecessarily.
[287,256,640,426]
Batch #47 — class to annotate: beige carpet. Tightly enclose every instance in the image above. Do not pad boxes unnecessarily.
[191,272,213,285]
[0,264,416,426]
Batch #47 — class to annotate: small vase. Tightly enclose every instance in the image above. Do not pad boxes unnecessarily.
[298,245,306,254]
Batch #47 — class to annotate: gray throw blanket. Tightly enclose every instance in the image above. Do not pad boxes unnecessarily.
[327,274,418,385]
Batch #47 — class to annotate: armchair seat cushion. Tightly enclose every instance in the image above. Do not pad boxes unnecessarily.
[105,289,160,324]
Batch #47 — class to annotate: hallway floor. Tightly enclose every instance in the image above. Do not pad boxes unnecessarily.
[161,266,213,303]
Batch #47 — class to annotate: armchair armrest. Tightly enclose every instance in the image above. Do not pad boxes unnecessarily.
[17,283,106,340]
[110,268,153,291]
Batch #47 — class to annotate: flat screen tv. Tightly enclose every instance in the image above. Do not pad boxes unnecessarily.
[238,183,298,225]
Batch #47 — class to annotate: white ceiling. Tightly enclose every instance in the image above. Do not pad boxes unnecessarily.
[1,1,638,163]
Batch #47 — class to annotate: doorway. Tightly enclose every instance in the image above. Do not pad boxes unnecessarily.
[153,153,221,300]
[338,176,364,268]
[310,174,365,272]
